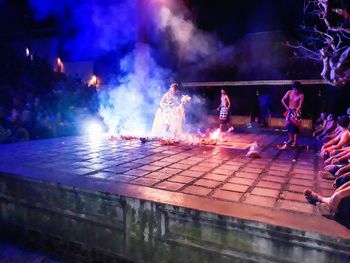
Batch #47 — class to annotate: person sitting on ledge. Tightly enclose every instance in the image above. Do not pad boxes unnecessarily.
[320,115,350,159]
[313,112,327,137]
[318,114,337,141]
[304,183,350,228]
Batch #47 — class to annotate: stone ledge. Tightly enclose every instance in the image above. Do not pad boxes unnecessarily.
[0,172,349,262]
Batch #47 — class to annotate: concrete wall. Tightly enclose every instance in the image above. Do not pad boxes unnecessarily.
[0,173,349,263]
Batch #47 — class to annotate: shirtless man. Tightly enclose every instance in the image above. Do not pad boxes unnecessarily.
[321,115,350,158]
[217,89,232,131]
[281,81,304,146]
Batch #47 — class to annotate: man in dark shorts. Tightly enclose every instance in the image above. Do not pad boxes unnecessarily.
[281,81,304,147]
[217,89,233,132]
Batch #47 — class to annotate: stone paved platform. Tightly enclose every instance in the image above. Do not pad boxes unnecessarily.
[0,130,349,240]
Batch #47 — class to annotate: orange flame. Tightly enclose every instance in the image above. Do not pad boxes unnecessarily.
[56,57,64,72]
[88,75,100,87]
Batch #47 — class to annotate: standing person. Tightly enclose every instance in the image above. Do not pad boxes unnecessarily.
[281,81,304,147]
[151,83,185,141]
[217,89,233,132]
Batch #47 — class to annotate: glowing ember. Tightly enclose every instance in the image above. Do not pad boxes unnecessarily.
[88,75,100,87]
[209,128,221,140]
[56,57,64,73]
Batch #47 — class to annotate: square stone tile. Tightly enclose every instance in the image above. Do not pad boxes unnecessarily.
[190,166,214,172]
[290,173,314,180]
[269,165,290,172]
[197,162,220,168]
[139,164,161,172]
[281,191,306,202]
[229,177,255,185]
[145,172,173,180]
[221,183,249,193]
[124,169,150,177]
[240,167,263,174]
[117,162,143,169]
[155,181,185,191]
[293,168,315,175]
[157,167,183,175]
[289,178,314,187]
[206,158,224,164]
[182,186,212,196]
[161,157,183,163]
[212,190,242,202]
[279,200,314,214]
[218,164,241,171]
[101,166,131,174]
[108,174,136,182]
[244,195,276,208]
[168,175,195,184]
[151,161,172,167]
[234,172,259,179]
[203,173,228,182]
[212,168,234,176]
[194,179,221,188]
[70,168,96,175]
[256,181,282,190]
[179,170,204,178]
[246,163,267,169]
[169,163,192,169]
[131,177,159,187]
[179,159,201,165]
[261,175,285,183]
[287,184,309,193]
[251,187,280,198]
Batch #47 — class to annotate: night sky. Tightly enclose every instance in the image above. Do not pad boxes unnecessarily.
[0,0,305,43]
[188,0,305,42]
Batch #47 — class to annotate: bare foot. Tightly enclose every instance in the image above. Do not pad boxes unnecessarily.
[316,202,333,218]
[318,171,335,180]
[304,189,323,205]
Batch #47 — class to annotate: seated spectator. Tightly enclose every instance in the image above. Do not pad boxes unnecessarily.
[318,114,337,141]
[313,112,327,137]
[320,115,350,158]
[304,184,350,228]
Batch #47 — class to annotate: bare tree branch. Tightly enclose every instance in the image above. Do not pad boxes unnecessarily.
[293,0,350,86]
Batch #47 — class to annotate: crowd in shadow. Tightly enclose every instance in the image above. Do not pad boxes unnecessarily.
[0,45,98,143]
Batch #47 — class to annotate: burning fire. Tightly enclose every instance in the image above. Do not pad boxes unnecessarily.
[113,128,230,146]
[88,75,100,87]
[56,57,64,73]
[210,128,221,140]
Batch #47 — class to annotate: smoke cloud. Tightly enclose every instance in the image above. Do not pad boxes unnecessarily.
[98,44,173,136]
[157,6,222,63]
[28,0,221,136]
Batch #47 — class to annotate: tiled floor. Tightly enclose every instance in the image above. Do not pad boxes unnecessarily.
[0,129,331,218]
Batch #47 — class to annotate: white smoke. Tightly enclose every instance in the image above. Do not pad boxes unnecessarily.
[157,6,222,63]
[98,3,221,136]
[98,44,173,136]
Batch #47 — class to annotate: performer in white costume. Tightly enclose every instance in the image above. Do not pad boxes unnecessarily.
[152,83,188,141]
